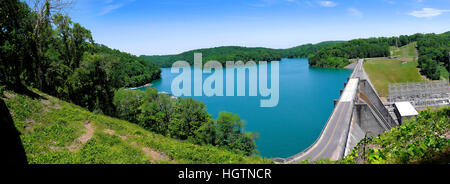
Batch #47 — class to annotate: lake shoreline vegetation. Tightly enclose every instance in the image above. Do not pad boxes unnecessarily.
[142,32,449,81]
[1,0,449,164]
[140,41,345,68]
[1,87,270,164]
[128,83,152,90]
[1,0,260,161]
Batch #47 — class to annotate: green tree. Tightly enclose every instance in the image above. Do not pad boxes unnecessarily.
[113,88,145,123]
[138,88,173,135]
[69,53,120,114]
[173,97,211,139]
[0,0,33,85]
[215,111,257,155]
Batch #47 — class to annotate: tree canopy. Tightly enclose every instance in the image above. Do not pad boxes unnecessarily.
[113,88,258,155]
[140,41,343,67]
[308,32,449,80]
[417,32,450,80]
[0,0,161,114]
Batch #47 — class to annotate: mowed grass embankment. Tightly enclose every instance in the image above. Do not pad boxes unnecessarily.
[364,58,426,96]
[364,42,426,97]
[390,41,448,80]
[1,87,271,164]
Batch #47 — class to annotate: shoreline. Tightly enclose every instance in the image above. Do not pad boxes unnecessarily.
[128,83,152,90]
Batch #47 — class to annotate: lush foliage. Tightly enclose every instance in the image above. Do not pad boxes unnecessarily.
[94,45,161,87]
[113,88,258,155]
[2,88,270,164]
[308,32,449,80]
[417,32,450,80]
[0,0,160,115]
[350,107,449,164]
[140,41,343,67]
[2,0,262,160]
[308,38,392,68]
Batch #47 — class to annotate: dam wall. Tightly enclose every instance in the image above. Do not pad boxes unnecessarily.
[344,79,399,156]
[344,109,365,156]
[359,80,397,129]
[277,59,399,162]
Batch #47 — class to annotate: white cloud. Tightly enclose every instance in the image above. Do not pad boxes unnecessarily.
[99,0,135,16]
[408,8,450,18]
[318,1,337,7]
[99,3,124,15]
[348,8,363,19]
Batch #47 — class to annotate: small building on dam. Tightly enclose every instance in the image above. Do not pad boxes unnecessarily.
[393,102,419,125]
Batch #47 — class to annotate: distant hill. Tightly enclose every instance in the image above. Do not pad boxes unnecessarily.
[308,31,449,79]
[140,41,344,67]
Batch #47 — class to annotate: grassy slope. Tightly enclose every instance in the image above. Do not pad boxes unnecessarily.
[390,42,418,58]
[364,42,427,97]
[439,66,450,80]
[2,88,271,164]
[391,41,449,80]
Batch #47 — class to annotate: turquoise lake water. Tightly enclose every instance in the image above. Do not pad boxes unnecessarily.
[141,58,352,158]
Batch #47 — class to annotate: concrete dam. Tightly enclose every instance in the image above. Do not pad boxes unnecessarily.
[274,59,398,163]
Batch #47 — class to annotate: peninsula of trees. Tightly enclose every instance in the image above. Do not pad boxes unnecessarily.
[140,41,343,67]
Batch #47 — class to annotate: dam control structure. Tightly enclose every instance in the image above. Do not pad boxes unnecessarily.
[274,59,398,163]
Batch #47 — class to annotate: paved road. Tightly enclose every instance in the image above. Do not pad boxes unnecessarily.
[283,60,363,163]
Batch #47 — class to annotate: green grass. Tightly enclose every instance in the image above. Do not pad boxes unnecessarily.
[391,42,449,80]
[2,89,271,164]
[364,42,426,97]
[363,58,426,97]
[439,65,449,80]
[390,42,418,58]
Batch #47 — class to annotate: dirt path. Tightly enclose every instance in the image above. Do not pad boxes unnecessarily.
[141,147,169,162]
[66,121,94,151]
[78,121,94,144]
[129,141,170,162]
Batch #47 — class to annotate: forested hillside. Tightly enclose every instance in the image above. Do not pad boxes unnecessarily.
[140,41,343,67]
[142,32,449,81]
[309,32,449,80]
[0,0,161,115]
[1,0,260,161]
[417,32,450,80]
[308,38,391,68]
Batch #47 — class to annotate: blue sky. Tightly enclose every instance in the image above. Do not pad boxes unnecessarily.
[68,0,450,56]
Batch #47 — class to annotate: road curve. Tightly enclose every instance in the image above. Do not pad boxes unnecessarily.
[280,59,363,163]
